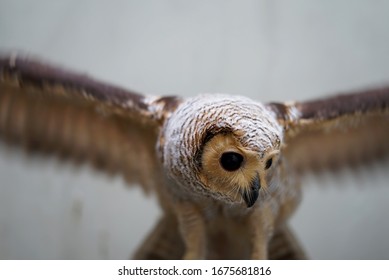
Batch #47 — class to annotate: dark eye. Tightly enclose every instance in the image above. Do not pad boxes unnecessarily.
[265,158,273,170]
[220,152,244,171]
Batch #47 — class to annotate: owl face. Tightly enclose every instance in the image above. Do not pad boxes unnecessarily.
[161,94,283,207]
[199,132,281,207]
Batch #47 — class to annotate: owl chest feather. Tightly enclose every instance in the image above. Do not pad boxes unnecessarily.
[206,190,300,259]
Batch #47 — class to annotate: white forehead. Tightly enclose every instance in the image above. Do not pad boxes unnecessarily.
[166,94,283,153]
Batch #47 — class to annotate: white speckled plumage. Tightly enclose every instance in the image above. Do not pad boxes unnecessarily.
[160,94,283,202]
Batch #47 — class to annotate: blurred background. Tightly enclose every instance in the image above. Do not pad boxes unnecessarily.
[0,0,389,259]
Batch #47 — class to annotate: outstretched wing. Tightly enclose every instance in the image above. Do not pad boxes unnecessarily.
[0,55,181,191]
[268,86,389,174]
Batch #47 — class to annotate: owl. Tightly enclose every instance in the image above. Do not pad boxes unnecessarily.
[0,54,388,259]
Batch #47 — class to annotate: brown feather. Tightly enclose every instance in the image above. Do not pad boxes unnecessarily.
[0,55,181,191]
[268,86,389,174]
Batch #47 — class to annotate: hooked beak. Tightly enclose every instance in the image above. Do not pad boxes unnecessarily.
[242,173,260,208]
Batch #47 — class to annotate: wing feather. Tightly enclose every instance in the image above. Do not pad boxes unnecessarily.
[0,55,181,191]
[268,86,389,174]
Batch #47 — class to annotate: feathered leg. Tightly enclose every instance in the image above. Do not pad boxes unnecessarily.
[133,215,306,260]
[132,215,184,260]
[174,201,207,259]
[134,200,207,260]
[268,225,307,260]
[248,207,273,259]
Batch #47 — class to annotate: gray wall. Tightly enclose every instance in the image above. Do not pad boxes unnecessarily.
[0,0,388,259]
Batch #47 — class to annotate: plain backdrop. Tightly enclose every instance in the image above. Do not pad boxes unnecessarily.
[0,0,389,259]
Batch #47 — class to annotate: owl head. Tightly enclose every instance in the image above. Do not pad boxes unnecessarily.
[160,94,283,208]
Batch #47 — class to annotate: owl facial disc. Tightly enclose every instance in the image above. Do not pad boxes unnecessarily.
[161,94,283,206]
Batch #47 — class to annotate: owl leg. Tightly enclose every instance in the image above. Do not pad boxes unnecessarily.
[132,214,184,260]
[249,206,275,259]
[249,227,269,259]
[268,225,307,260]
[174,201,206,260]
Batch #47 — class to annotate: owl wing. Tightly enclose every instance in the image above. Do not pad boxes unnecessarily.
[0,55,181,191]
[267,86,389,174]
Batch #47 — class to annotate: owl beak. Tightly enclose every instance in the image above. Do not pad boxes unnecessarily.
[242,173,260,208]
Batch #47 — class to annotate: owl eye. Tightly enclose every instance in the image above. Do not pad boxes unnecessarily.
[220,152,244,171]
[265,158,273,170]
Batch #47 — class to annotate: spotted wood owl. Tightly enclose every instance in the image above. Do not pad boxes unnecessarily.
[0,55,388,259]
